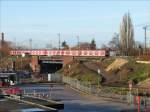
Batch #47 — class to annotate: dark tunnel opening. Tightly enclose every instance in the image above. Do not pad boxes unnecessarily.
[39,61,63,74]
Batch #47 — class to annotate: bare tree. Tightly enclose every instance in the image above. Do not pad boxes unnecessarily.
[101,44,108,49]
[109,33,119,49]
[0,41,11,58]
[120,12,134,56]
[134,41,144,56]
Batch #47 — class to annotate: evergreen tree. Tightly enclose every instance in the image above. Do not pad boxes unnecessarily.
[90,39,96,50]
[61,41,69,49]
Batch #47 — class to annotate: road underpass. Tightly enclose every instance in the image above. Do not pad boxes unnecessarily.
[39,60,63,74]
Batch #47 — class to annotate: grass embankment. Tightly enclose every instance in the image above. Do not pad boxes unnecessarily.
[57,60,101,85]
[58,57,150,86]
[103,58,150,85]
[126,61,150,84]
[58,58,150,96]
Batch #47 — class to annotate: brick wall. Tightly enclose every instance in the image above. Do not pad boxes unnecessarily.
[62,56,73,66]
[31,56,39,72]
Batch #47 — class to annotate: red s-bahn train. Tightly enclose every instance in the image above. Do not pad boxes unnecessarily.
[10,50,107,57]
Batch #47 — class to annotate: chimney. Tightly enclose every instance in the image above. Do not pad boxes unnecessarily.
[1,32,4,43]
[1,32,5,47]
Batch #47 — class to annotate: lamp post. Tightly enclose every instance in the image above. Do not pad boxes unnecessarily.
[97,69,101,89]
[68,65,71,76]
[21,53,25,71]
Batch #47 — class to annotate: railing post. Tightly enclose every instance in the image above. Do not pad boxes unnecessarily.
[138,96,141,112]
[23,89,25,95]
[144,98,147,112]
[33,89,36,96]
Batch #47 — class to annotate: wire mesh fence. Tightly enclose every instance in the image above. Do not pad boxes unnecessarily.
[62,76,98,94]
[62,76,150,110]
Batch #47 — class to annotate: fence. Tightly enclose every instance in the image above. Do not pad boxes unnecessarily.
[21,87,53,100]
[62,76,128,97]
[97,86,128,102]
[133,96,150,111]
[62,76,98,94]
[62,76,150,110]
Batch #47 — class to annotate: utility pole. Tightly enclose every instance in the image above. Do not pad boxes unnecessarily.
[14,38,16,50]
[57,33,60,50]
[143,26,148,55]
[29,38,32,49]
[76,35,79,50]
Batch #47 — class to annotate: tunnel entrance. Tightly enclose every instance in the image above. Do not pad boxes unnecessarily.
[39,60,63,74]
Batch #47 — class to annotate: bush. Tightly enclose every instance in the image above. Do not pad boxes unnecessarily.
[129,72,150,84]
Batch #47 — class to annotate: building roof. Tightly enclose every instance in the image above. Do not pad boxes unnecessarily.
[0,73,16,77]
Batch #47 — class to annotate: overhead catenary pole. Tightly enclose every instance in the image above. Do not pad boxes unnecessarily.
[14,38,16,49]
[143,26,148,55]
[58,33,60,50]
[29,38,32,49]
[77,35,79,50]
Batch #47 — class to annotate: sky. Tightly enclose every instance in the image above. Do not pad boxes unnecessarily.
[0,0,150,48]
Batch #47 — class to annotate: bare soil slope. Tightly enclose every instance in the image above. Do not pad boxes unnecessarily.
[106,58,128,72]
[138,78,150,88]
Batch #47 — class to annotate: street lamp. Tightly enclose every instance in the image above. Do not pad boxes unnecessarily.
[97,68,101,90]
[21,53,25,71]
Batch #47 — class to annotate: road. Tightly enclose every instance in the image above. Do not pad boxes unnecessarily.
[20,84,130,112]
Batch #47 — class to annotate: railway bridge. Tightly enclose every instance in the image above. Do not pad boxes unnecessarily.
[10,50,106,74]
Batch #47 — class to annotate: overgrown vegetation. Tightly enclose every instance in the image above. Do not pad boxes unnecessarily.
[57,60,101,85]
[58,57,150,86]
[126,62,150,84]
